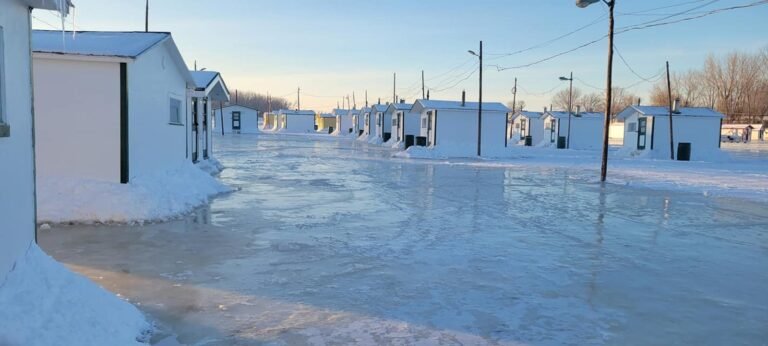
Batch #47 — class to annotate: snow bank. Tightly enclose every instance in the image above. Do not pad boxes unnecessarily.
[37,162,233,224]
[0,244,151,346]
[196,157,225,175]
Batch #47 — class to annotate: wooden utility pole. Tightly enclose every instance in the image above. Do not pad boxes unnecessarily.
[422,70,426,99]
[599,0,615,182]
[477,40,483,157]
[353,91,356,109]
[511,77,517,113]
[365,90,368,108]
[220,101,224,136]
[666,61,675,160]
[145,0,149,32]
[297,87,301,111]
[393,73,397,104]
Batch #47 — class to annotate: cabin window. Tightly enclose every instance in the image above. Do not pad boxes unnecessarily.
[169,98,182,124]
[421,117,427,128]
[627,122,637,132]
[0,26,7,138]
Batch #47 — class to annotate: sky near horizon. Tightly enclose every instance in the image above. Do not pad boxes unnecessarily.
[32,0,768,112]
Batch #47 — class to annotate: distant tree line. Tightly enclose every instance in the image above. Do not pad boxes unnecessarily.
[549,87,639,121]
[648,46,768,124]
[223,90,292,113]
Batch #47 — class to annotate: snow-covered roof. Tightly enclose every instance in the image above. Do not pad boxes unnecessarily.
[412,99,510,113]
[24,0,73,14]
[279,110,315,116]
[385,102,414,114]
[190,70,230,101]
[617,105,725,120]
[721,124,756,130]
[332,109,350,116]
[32,30,170,59]
[513,110,544,119]
[371,104,389,112]
[545,111,603,120]
[221,104,259,112]
[318,113,336,118]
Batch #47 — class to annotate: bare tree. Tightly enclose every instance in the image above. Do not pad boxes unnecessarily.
[579,93,603,113]
[551,87,583,111]
[226,90,292,113]
[507,100,527,112]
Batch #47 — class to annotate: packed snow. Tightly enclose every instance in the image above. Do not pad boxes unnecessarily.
[0,243,151,346]
[39,134,768,345]
[36,161,232,224]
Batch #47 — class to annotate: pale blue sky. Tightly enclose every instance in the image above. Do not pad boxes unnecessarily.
[32,0,768,111]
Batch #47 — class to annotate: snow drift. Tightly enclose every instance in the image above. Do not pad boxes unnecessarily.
[0,244,151,346]
[37,161,233,224]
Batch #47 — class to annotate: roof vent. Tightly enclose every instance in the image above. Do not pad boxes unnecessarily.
[576,105,581,116]
[672,98,681,114]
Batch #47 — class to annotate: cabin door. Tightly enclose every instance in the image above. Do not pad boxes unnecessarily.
[232,111,242,132]
[427,110,436,146]
[202,98,209,159]
[520,118,527,140]
[192,98,199,163]
[398,112,404,141]
[550,119,557,143]
[637,117,647,150]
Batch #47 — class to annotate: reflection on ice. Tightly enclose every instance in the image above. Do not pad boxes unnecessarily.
[40,134,768,345]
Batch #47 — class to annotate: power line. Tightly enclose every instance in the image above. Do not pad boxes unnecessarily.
[430,67,478,93]
[491,0,767,71]
[32,15,60,30]
[613,43,659,82]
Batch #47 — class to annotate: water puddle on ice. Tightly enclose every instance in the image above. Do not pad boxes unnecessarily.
[39,135,768,345]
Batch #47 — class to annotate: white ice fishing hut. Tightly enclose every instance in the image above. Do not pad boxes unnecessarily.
[358,107,371,136]
[334,108,354,135]
[509,110,545,146]
[32,30,195,184]
[219,105,260,134]
[189,70,230,161]
[414,98,510,157]
[0,0,73,280]
[278,109,316,133]
[617,104,725,160]
[370,104,389,140]
[385,102,420,147]
[541,110,604,150]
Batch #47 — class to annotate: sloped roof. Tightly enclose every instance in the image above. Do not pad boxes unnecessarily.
[545,111,603,119]
[385,102,414,114]
[190,70,219,89]
[513,110,544,119]
[318,113,336,118]
[32,30,170,59]
[371,104,389,112]
[279,110,315,116]
[413,99,510,113]
[332,108,350,116]
[617,105,725,120]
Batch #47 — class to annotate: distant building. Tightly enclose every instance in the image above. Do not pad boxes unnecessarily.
[332,108,353,135]
[617,105,725,160]
[358,107,372,137]
[277,110,316,133]
[316,113,337,133]
[189,70,230,159]
[262,111,278,131]
[414,98,510,157]
[32,30,195,183]
[370,104,389,142]
[508,110,545,146]
[219,105,260,134]
[541,110,604,150]
[721,124,765,142]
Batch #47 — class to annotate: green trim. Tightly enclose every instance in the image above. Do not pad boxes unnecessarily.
[120,63,129,184]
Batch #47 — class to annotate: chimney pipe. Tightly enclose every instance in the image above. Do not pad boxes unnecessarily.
[378,98,381,105]
[461,90,466,106]
[544,106,548,113]
[637,97,641,106]
[399,99,405,104]
[427,90,430,100]
[673,98,681,114]
[576,105,581,116]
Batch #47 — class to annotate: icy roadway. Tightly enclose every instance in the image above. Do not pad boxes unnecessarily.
[41,134,768,345]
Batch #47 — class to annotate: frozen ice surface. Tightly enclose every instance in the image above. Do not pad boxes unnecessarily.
[40,134,768,345]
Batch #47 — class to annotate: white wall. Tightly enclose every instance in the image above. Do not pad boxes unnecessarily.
[425,109,507,157]
[651,116,722,160]
[382,112,392,137]
[219,105,260,134]
[568,117,603,150]
[0,0,36,279]
[128,40,188,178]
[373,111,383,138]
[363,112,371,135]
[281,114,315,133]
[511,116,545,146]
[404,111,420,138]
[33,58,121,182]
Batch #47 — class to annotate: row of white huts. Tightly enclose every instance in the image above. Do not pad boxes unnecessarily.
[290,95,726,160]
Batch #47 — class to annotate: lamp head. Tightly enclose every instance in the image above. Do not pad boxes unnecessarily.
[468,50,478,57]
[559,76,571,81]
[576,0,601,8]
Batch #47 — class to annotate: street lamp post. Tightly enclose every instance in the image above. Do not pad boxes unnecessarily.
[469,41,483,157]
[559,72,574,149]
[576,0,615,182]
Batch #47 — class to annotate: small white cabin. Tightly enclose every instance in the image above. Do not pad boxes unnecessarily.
[189,70,230,161]
[0,0,73,280]
[219,105,260,134]
[316,113,337,133]
[541,111,604,150]
[415,99,510,157]
[508,111,545,146]
[385,102,420,147]
[334,108,354,135]
[278,109,316,133]
[368,104,389,142]
[357,107,371,137]
[617,105,725,160]
[32,30,194,184]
